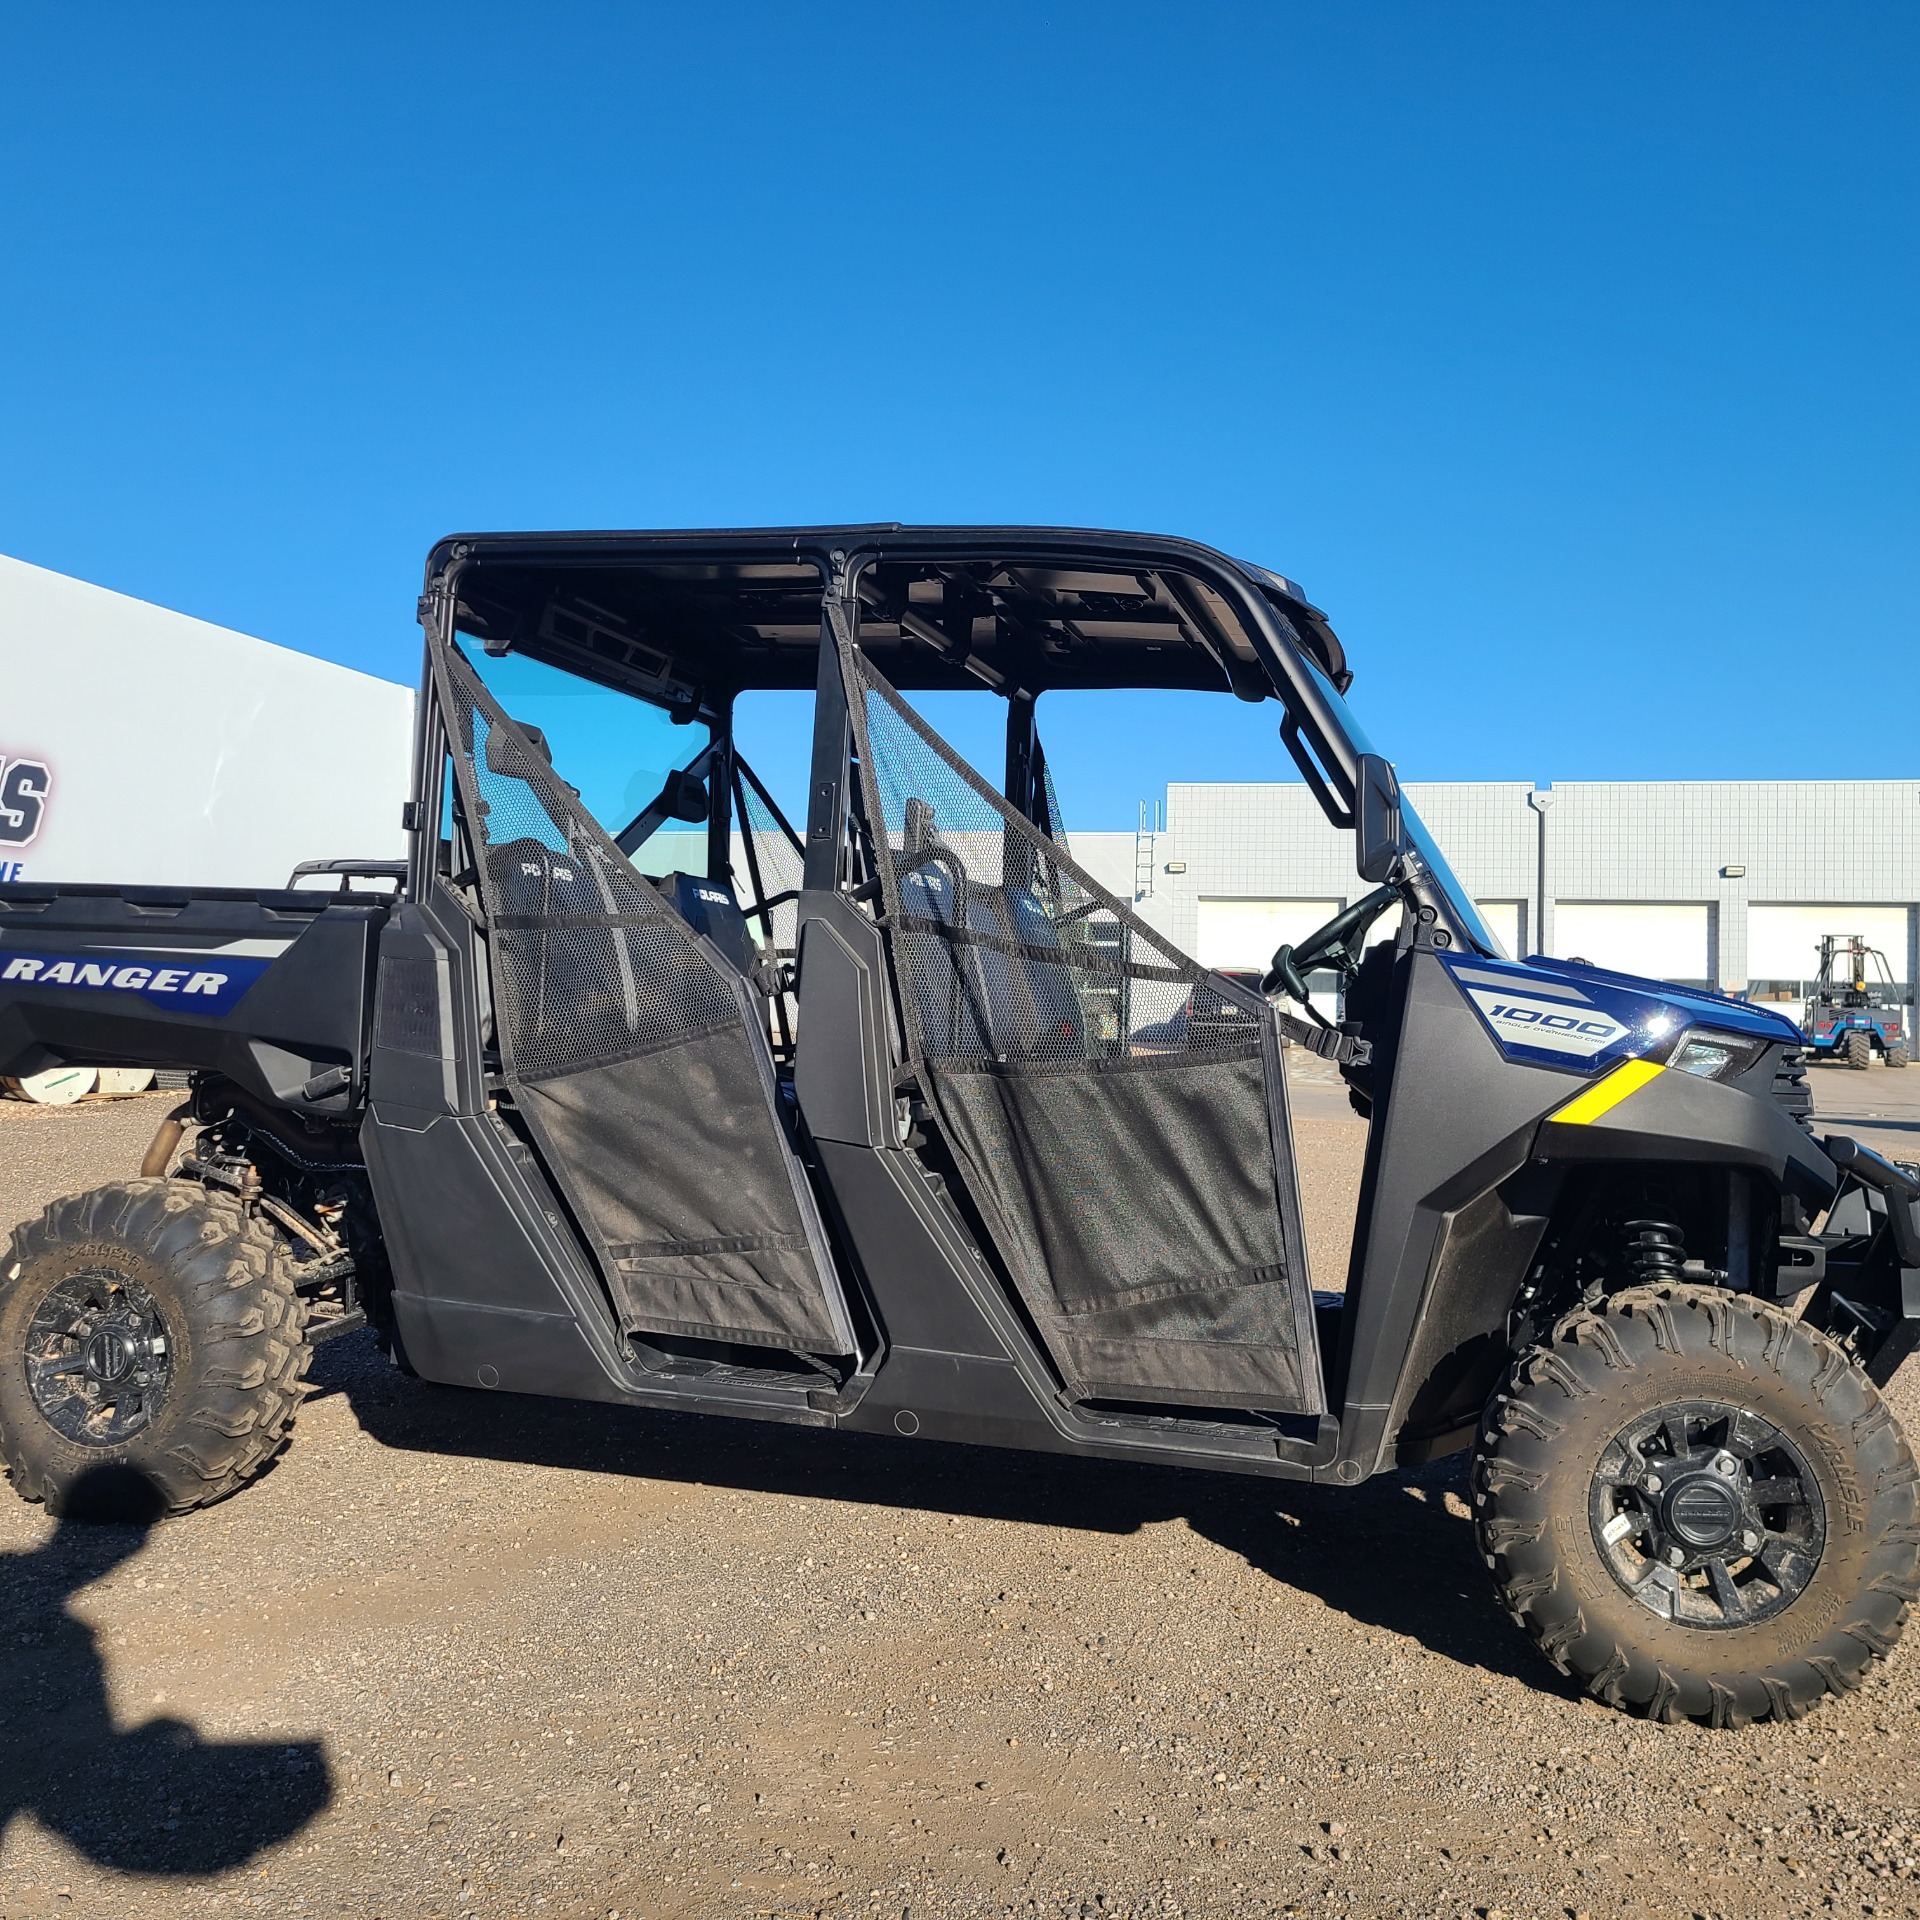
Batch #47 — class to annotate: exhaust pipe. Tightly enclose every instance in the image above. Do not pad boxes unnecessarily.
[139,1102,194,1179]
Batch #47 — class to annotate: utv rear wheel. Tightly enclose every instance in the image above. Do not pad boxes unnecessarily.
[1474,1284,1919,1725]
[1845,1030,1872,1070]
[0,1180,310,1518]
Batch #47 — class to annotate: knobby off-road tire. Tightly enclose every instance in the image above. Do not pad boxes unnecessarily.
[1845,1031,1872,1071]
[1474,1284,1919,1726]
[1886,1043,1910,1070]
[0,1180,310,1518]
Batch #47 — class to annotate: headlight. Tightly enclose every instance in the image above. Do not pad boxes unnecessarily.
[1668,1028,1768,1081]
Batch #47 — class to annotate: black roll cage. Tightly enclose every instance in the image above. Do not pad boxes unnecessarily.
[404,524,1468,950]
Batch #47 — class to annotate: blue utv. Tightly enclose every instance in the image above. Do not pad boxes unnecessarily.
[1,525,1915,1728]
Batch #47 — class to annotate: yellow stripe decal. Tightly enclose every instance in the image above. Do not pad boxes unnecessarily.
[1550,1057,1664,1126]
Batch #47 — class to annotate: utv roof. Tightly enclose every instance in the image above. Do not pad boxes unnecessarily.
[427,524,1350,704]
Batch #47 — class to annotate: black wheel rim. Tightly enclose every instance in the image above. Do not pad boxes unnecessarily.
[23,1269,175,1446]
[1588,1399,1826,1630]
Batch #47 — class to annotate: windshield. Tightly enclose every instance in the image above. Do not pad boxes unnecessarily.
[454,639,711,877]
[1296,657,1505,959]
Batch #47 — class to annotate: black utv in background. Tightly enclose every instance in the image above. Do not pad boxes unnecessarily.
[2,526,1916,1728]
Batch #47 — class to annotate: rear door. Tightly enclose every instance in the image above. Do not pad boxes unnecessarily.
[427,638,855,1360]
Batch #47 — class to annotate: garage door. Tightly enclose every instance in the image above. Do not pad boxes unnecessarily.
[1196,899,1340,974]
[1748,905,1910,989]
[1554,903,1711,985]
[1747,904,1911,1023]
[1476,901,1525,959]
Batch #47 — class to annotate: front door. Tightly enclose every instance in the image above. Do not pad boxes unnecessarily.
[836,627,1322,1415]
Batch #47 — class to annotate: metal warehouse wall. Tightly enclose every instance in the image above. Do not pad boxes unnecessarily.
[1149,782,1537,956]
[1141,778,1920,1014]
[1541,782,1920,999]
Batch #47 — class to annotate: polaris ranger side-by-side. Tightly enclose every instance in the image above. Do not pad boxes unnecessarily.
[2,527,1916,1727]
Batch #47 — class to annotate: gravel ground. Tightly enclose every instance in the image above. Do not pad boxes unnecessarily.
[0,1075,1916,1920]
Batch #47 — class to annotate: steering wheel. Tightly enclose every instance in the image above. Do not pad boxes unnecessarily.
[1261,883,1403,1010]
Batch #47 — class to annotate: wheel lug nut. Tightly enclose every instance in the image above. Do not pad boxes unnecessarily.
[1666,1547,1686,1567]
[1713,1452,1738,1477]
[1643,1474,1662,1493]
[1742,1531,1760,1552]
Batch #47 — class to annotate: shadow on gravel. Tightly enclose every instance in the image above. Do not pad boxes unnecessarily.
[0,1466,331,1875]
[316,1333,1562,1692]
[1818,1115,1920,1136]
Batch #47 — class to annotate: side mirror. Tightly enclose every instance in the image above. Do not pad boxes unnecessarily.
[660,767,710,824]
[1354,752,1405,885]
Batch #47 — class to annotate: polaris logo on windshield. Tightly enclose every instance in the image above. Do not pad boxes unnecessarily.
[0,949,272,1016]
[1465,987,1630,1059]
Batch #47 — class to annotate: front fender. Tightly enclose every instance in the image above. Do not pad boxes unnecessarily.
[1535,1060,1838,1208]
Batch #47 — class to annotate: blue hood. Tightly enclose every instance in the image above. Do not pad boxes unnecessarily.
[1439,951,1800,1076]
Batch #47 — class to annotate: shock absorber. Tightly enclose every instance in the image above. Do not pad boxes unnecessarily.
[1622,1218,1686,1286]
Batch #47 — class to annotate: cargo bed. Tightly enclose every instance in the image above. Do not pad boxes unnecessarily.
[0,883,392,1111]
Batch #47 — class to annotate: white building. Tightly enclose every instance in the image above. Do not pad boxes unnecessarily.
[0,554,413,890]
[1077,780,1920,1032]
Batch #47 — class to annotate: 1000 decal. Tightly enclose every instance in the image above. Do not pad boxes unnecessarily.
[1462,988,1630,1058]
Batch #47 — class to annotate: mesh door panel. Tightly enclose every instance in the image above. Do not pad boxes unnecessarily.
[845,649,1320,1413]
[854,682,1259,1072]
[738,776,803,960]
[450,698,737,1083]
[728,761,805,1050]
[437,647,852,1356]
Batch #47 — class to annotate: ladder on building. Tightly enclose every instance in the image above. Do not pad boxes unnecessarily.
[1134,798,1163,901]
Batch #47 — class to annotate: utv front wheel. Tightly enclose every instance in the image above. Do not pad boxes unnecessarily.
[1474,1284,1919,1725]
[0,1181,310,1518]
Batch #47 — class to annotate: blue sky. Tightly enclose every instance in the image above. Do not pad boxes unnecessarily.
[2,4,1913,827]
